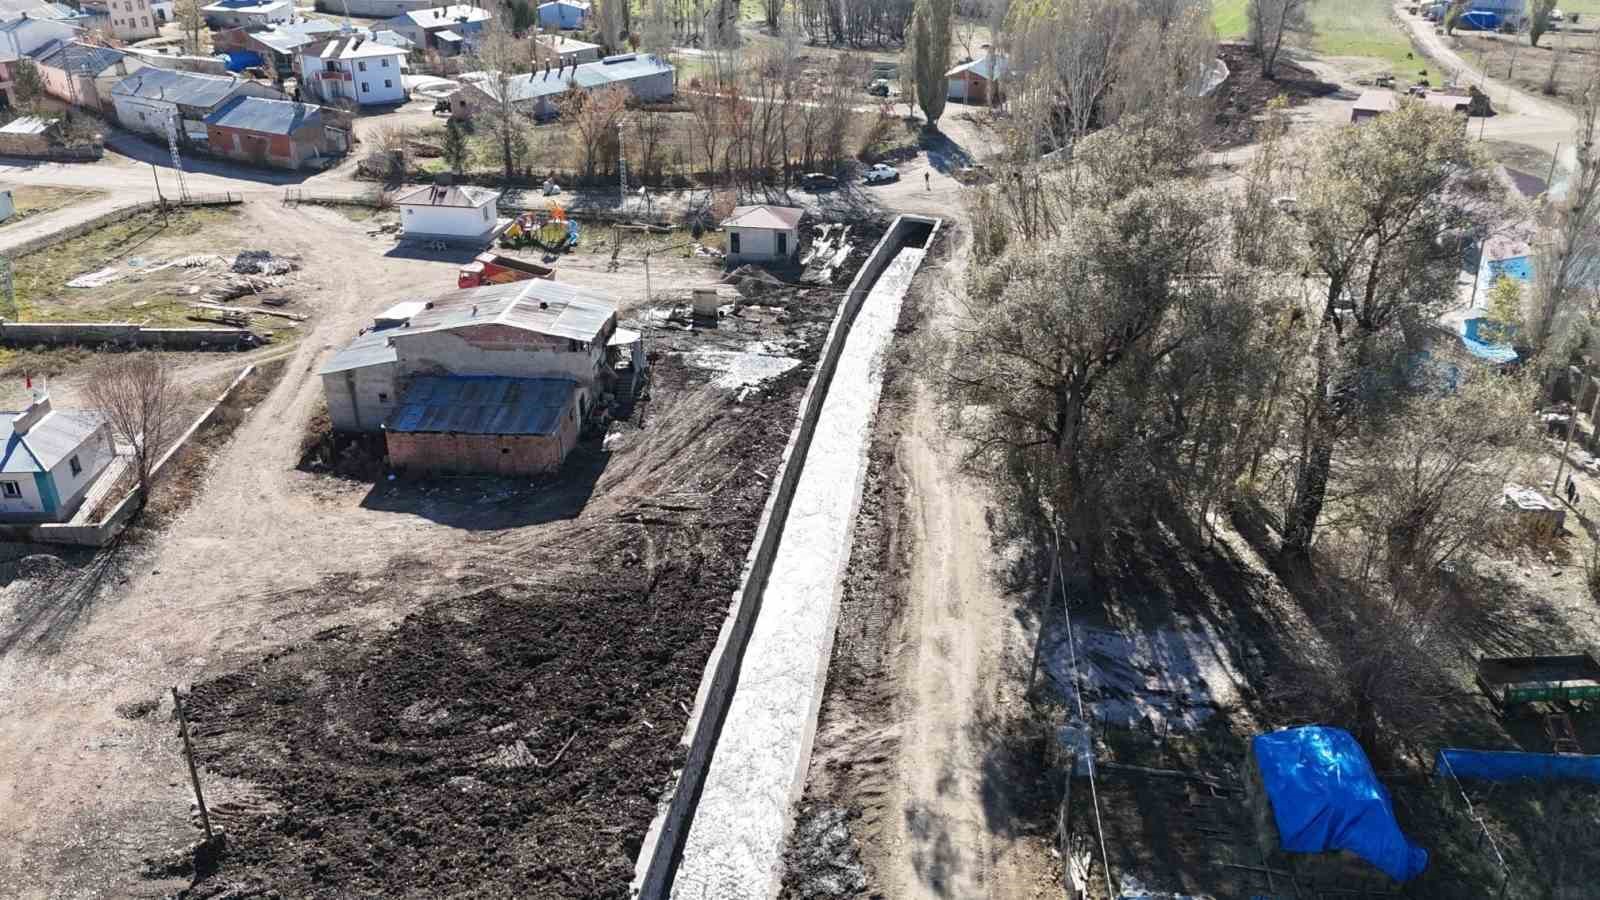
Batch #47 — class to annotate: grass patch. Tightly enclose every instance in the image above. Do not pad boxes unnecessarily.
[13,206,239,327]
[1214,0,1418,76]
[0,185,104,227]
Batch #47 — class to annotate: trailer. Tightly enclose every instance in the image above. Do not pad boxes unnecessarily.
[1477,654,1600,711]
[457,252,556,289]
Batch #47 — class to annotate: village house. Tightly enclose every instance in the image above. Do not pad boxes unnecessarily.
[298,34,406,106]
[946,54,1005,105]
[722,204,803,265]
[0,15,76,107]
[385,4,490,56]
[105,0,159,41]
[338,0,430,15]
[393,179,502,243]
[1351,90,1398,122]
[0,393,115,523]
[111,66,281,145]
[35,42,143,115]
[199,0,292,29]
[536,0,589,30]
[0,0,90,26]
[212,18,339,78]
[320,280,645,475]
[453,53,674,120]
[203,94,332,168]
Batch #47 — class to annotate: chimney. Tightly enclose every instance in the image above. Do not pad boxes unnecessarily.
[435,171,453,186]
[12,394,50,435]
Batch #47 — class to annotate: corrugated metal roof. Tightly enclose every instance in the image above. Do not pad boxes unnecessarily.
[302,33,407,59]
[251,19,340,53]
[538,0,591,9]
[0,115,52,134]
[723,205,802,230]
[1354,90,1398,113]
[483,53,672,104]
[36,41,125,75]
[204,95,321,134]
[200,0,290,12]
[396,278,616,343]
[385,375,575,435]
[393,183,499,208]
[112,67,246,107]
[946,54,1005,80]
[0,407,102,474]
[319,327,398,375]
[397,4,490,26]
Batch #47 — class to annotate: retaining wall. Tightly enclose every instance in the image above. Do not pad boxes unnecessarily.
[2,194,242,258]
[632,214,940,899]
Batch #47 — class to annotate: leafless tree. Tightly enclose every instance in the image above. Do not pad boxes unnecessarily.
[86,353,186,509]
[470,24,535,181]
[1528,60,1600,367]
[1248,0,1313,78]
[563,85,628,180]
[175,0,206,55]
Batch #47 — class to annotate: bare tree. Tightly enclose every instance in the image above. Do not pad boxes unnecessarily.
[174,0,206,55]
[86,353,186,509]
[563,85,628,180]
[1248,0,1313,78]
[470,24,535,181]
[1528,63,1600,367]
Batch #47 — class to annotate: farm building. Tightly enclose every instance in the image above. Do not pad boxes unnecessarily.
[393,180,502,243]
[385,4,490,56]
[537,0,588,29]
[35,42,144,115]
[0,115,58,154]
[453,53,674,120]
[112,67,282,144]
[199,0,292,28]
[203,95,334,169]
[946,54,1005,105]
[534,32,599,66]
[0,393,116,523]
[383,375,583,476]
[319,279,636,459]
[298,34,407,106]
[1351,90,1397,122]
[722,205,803,265]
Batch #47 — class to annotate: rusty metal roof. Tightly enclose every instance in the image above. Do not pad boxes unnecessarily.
[384,375,576,435]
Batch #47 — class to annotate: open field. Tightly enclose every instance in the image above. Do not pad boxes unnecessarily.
[1215,0,1419,76]
[0,185,103,227]
[1448,28,1600,107]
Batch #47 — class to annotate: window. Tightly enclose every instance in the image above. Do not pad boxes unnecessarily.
[69,455,81,476]
[406,208,413,215]
[141,16,148,25]
[729,232,740,254]
[777,232,787,255]
[384,79,391,88]
[381,58,390,67]
[138,111,145,121]
[0,481,19,499]
[378,392,389,403]
[361,81,369,93]
[358,60,367,72]
[482,206,490,221]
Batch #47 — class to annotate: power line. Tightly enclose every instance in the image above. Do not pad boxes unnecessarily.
[1052,525,1114,900]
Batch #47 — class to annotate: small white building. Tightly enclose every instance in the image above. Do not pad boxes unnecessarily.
[199,0,292,29]
[394,180,502,243]
[0,393,115,523]
[721,205,803,265]
[299,34,407,106]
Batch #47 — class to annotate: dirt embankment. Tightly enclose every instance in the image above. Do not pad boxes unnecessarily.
[149,285,851,900]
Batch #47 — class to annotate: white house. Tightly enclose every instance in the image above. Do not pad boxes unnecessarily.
[199,0,292,29]
[105,0,161,41]
[394,180,502,243]
[0,393,115,523]
[299,34,406,106]
[537,0,588,30]
[721,205,802,265]
[946,54,1006,105]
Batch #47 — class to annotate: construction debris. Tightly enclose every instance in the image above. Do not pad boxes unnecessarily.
[190,301,306,322]
[231,250,300,276]
[723,264,784,298]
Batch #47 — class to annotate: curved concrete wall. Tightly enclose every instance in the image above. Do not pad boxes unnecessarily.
[632,215,941,899]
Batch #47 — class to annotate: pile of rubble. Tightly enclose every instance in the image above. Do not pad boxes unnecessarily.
[722,264,784,298]
[231,250,299,276]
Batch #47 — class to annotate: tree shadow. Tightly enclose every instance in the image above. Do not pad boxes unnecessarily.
[920,130,974,175]
[901,801,964,897]
[105,131,319,187]
[0,537,128,660]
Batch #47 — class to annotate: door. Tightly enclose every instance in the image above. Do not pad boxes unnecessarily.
[776,232,787,257]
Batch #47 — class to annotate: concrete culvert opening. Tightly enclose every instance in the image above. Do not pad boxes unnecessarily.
[901,219,935,249]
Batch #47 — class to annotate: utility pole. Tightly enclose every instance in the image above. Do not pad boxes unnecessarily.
[171,686,215,842]
[617,120,627,213]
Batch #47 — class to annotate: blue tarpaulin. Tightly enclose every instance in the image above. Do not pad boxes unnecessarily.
[1253,726,1428,882]
[1461,318,1519,364]
[219,50,263,72]
[1437,748,1600,783]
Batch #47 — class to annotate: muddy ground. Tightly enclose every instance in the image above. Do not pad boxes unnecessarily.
[1211,43,1342,149]
[143,267,881,899]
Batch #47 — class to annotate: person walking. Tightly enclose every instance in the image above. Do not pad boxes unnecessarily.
[1567,475,1578,504]
[924,171,930,190]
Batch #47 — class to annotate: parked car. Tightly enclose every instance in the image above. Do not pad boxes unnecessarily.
[801,172,839,191]
[867,79,891,96]
[863,163,899,184]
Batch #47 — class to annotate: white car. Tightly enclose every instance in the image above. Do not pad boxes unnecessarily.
[864,163,900,184]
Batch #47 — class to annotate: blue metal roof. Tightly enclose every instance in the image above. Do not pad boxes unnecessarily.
[385,376,576,436]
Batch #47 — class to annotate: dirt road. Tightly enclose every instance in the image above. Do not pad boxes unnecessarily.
[0,201,466,900]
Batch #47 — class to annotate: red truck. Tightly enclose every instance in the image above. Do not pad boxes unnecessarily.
[457,252,556,289]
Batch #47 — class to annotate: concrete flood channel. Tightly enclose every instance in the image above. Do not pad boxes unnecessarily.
[632,215,941,899]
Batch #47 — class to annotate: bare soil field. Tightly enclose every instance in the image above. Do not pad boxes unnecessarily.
[1210,43,1342,149]
[0,185,104,226]
[1449,30,1600,109]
